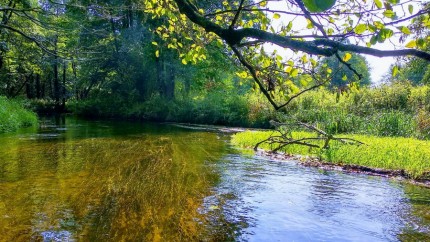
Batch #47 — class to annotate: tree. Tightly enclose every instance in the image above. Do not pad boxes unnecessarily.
[140,0,430,149]
[392,57,430,85]
[320,52,371,89]
[143,0,430,110]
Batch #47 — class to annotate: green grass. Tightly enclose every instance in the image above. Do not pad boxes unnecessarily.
[232,130,430,179]
[0,96,38,133]
[276,83,430,139]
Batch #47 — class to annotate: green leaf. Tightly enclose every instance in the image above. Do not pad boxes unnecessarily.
[286,21,293,32]
[291,68,299,77]
[398,26,411,35]
[405,40,416,48]
[383,10,395,19]
[155,50,159,58]
[392,65,399,77]
[408,4,413,14]
[374,0,383,9]
[370,36,378,45]
[303,0,336,13]
[343,53,352,62]
[417,38,426,48]
[273,13,280,19]
[373,21,384,29]
[354,24,367,34]
[342,74,347,81]
[377,28,393,43]
[306,19,313,29]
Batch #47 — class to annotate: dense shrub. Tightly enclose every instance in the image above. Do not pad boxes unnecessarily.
[0,96,38,133]
[69,91,268,127]
[278,83,430,139]
[416,109,430,139]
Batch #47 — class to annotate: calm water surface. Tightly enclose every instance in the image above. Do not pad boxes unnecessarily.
[0,116,429,241]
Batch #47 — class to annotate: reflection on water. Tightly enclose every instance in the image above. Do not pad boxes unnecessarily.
[0,116,429,241]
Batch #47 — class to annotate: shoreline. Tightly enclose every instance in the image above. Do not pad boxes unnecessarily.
[255,149,430,189]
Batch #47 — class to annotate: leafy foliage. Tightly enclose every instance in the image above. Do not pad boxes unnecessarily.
[0,96,37,133]
[320,52,371,89]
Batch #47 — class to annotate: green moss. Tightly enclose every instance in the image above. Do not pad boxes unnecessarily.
[0,96,38,133]
[232,130,430,179]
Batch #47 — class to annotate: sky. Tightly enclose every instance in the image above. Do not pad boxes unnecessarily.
[365,46,396,84]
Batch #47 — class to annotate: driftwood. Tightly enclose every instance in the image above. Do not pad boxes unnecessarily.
[254,120,365,152]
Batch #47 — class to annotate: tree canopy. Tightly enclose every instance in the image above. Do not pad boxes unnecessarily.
[143,0,430,109]
[0,0,430,111]
[320,52,371,89]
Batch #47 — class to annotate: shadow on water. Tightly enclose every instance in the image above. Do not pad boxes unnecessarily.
[0,115,429,241]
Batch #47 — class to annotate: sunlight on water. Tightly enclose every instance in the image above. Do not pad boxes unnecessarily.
[0,116,429,241]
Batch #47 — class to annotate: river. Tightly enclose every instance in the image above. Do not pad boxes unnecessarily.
[0,116,429,241]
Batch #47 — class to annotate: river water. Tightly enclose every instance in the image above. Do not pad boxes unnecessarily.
[0,116,429,241]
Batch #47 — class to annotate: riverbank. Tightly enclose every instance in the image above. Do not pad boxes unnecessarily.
[0,96,38,133]
[64,83,430,138]
[232,131,430,182]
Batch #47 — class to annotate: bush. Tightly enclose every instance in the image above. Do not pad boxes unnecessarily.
[416,109,430,139]
[280,83,428,138]
[0,96,38,133]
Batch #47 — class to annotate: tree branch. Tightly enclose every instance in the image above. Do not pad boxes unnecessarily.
[174,0,430,61]
[277,78,329,110]
[334,52,362,80]
[230,45,279,109]
[229,0,246,30]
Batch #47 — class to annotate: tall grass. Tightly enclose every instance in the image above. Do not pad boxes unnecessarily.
[273,82,430,139]
[0,96,38,133]
[232,131,430,179]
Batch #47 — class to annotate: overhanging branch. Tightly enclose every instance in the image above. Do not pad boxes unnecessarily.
[174,0,430,61]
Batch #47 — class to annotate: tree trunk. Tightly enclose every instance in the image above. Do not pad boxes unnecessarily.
[53,36,60,110]
[156,55,162,95]
[62,62,66,110]
[166,63,175,100]
[36,73,41,98]
[25,73,34,99]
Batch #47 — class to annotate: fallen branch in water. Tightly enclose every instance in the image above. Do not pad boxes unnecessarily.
[254,120,365,152]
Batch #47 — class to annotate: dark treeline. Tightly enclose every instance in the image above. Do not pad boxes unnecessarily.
[0,0,241,113]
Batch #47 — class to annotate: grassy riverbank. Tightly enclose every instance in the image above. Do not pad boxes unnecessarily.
[0,96,38,133]
[67,83,430,137]
[232,131,430,179]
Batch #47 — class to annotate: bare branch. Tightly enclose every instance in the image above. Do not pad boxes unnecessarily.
[229,0,246,30]
[277,79,329,110]
[334,52,362,80]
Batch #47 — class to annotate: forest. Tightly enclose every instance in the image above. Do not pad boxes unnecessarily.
[0,0,428,132]
[1,0,430,172]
